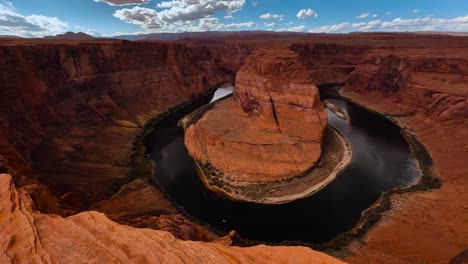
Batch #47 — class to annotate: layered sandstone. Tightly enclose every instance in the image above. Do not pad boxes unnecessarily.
[185,47,327,182]
[1,34,467,263]
[0,40,231,209]
[0,173,345,264]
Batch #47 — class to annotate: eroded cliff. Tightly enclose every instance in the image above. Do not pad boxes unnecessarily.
[0,34,467,263]
[0,41,231,208]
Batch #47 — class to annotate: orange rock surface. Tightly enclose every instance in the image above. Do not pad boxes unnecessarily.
[0,173,345,264]
[1,34,467,263]
[185,47,327,181]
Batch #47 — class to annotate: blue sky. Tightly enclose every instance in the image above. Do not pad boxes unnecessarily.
[1,0,467,37]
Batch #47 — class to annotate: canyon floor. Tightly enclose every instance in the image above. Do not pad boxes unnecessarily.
[0,33,467,263]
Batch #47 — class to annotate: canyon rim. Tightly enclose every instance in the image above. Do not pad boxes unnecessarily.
[0,1,468,263]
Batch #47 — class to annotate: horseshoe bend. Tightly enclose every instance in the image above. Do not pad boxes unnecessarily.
[0,32,467,264]
[183,46,352,203]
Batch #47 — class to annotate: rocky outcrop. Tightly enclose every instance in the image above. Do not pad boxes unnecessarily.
[0,173,345,264]
[185,47,327,182]
[343,50,468,122]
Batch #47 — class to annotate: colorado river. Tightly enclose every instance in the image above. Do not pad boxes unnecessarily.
[144,89,420,243]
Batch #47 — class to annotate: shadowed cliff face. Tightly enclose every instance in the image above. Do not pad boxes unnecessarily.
[291,43,368,84]
[293,41,468,123]
[344,53,468,121]
[0,41,252,211]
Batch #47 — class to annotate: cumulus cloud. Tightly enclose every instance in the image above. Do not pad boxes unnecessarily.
[94,0,151,6]
[197,17,255,30]
[156,0,245,23]
[260,13,284,20]
[310,15,468,33]
[296,9,317,19]
[412,9,421,13]
[114,0,252,32]
[75,26,103,37]
[277,25,306,32]
[372,14,378,18]
[0,1,68,37]
[356,13,370,19]
[198,17,220,30]
[264,22,277,28]
[114,6,161,29]
[222,21,255,29]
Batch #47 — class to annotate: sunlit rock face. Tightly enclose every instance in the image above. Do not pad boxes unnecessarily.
[0,173,345,264]
[185,47,327,182]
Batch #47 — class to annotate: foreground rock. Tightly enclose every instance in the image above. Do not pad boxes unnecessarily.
[186,47,328,182]
[0,174,345,264]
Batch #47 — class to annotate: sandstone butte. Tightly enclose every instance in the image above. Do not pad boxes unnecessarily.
[0,34,467,263]
[185,47,327,182]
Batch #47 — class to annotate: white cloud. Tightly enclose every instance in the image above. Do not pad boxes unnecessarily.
[412,9,421,13]
[0,1,68,37]
[296,8,317,19]
[94,0,151,6]
[221,21,255,29]
[114,0,250,33]
[372,14,378,18]
[264,22,277,28]
[156,0,245,23]
[356,13,370,19]
[0,0,13,11]
[360,19,382,30]
[114,6,161,29]
[198,17,220,30]
[75,26,103,37]
[386,12,392,16]
[252,1,258,7]
[310,15,468,33]
[260,13,284,20]
[277,25,306,32]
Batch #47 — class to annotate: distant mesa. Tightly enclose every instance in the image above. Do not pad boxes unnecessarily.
[114,30,309,41]
[44,31,95,40]
[0,35,22,39]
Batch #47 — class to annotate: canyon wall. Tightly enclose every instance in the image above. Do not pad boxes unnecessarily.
[343,49,468,121]
[0,34,467,263]
[0,40,238,210]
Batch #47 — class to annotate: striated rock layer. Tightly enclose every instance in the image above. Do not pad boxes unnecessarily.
[1,34,467,263]
[0,39,256,218]
[0,173,345,264]
[185,47,327,182]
